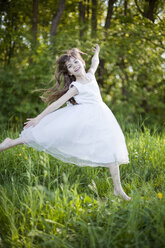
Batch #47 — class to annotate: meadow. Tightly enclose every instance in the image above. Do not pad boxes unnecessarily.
[0,122,165,248]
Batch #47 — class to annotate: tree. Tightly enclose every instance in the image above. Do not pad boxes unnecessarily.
[0,0,164,129]
[32,0,38,47]
[97,0,116,87]
[50,0,66,37]
[79,0,86,38]
[135,0,160,23]
[91,0,97,37]
[104,0,116,33]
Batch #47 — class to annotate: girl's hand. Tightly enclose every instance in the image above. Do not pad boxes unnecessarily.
[92,44,100,54]
[24,117,41,129]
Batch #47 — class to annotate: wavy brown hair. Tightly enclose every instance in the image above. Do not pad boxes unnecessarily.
[34,48,87,106]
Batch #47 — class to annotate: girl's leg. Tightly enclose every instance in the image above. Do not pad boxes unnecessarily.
[0,137,24,152]
[109,162,131,201]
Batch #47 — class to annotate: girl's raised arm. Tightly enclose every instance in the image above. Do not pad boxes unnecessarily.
[88,44,100,75]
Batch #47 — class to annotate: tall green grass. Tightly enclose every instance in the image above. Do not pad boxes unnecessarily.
[0,124,165,248]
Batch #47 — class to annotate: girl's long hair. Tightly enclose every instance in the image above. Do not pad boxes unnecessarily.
[33,48,87,106]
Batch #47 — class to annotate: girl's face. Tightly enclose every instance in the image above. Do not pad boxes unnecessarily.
[66,56,85,76]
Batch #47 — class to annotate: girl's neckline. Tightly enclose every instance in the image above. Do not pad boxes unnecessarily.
[75,81,92,85]
[75,73,94,85]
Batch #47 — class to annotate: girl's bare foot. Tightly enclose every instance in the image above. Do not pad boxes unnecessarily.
[0,138,13,152]
[114,187,131,201]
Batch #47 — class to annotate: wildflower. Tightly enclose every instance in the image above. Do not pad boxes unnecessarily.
[125,33,129,37]
[25,156,28,160]
[22,147,25,150]
[157,192,163,199]
[18,153,22,156]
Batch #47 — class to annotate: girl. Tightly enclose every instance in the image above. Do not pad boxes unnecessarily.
[0,44,131,201]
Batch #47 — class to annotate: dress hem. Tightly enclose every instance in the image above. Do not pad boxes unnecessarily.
[20,136,129,168]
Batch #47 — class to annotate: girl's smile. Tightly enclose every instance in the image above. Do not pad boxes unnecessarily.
[66,56,85,76]
[74,66,80,72]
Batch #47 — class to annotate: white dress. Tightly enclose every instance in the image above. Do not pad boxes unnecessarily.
[19,73,129,167]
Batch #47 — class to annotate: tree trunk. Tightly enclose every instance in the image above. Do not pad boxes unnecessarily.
[6,16,16,65]
[143,0,158,22]
[91,0,97,37]
[97,0,116,87]
[116,58,129,99]
[50,0,65,37]
[135,0,158,23]
[32,0,38,47]
[104,0,116,32]
[86,0,90,19]
[124,0,128,16]
[79,1,86,39]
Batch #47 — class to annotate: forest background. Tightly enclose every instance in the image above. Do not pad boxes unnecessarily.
[0,0,165,131]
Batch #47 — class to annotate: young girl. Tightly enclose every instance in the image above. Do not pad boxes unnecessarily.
[0,44,131,201]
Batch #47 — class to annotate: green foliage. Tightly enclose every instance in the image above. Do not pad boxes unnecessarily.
[0,0,164,130]
[0,124,165,247]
